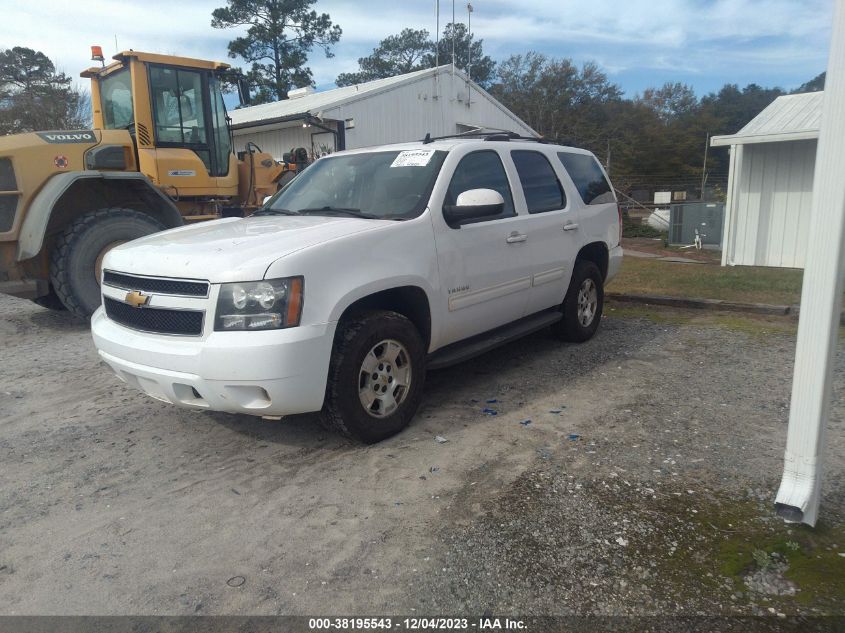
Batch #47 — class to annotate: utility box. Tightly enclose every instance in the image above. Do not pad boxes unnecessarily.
[669,202,725,247]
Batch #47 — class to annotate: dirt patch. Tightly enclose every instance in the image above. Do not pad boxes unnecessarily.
[0,295,843,615]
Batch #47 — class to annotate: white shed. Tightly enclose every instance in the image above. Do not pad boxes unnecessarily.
[711,92,822,268]
[228,65,535,161]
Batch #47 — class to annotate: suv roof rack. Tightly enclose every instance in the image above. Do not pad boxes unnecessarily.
[421,129,547,144]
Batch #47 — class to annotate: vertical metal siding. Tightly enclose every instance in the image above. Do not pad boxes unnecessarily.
[234,73,533,156]
[727,140,816,268]
[336,75,533,149]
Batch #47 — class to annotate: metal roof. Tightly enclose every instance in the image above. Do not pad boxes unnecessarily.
[229,65,453,130]
[711,91,822,147]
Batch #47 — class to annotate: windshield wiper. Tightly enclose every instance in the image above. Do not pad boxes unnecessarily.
[252,207,300,216]
[296,206,379,219]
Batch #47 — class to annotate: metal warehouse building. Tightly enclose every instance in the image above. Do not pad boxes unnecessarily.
[228,65,535,159]
[711,92,821,269]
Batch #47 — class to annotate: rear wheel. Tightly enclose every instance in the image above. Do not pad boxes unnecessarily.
[322,310,426,444]
[50,208,165,319]
[553,260,604,342]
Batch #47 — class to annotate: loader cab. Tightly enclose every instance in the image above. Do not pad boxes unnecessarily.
[85,51,239,198]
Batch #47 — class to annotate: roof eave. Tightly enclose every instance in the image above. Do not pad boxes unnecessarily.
[710,130,820,147]
[230,112,311,132]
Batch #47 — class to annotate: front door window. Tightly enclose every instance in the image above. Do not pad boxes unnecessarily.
[149,66,211,173]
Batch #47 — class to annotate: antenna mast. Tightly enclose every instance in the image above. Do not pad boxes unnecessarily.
[451,0,456,77]
[435,0,440,68]
[434,0,440,99]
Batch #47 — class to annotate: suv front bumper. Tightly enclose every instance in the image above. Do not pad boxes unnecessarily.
[91,307,336,416]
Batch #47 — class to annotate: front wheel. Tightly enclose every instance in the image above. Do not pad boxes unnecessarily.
[322,310,426,444]
[50,208,166,319]
[553,260,604,342]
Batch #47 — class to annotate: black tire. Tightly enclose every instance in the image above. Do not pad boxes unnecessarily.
[31,286,67,311]
[553,260,604,342]
[322,310,426,444]
[50,208,165,319]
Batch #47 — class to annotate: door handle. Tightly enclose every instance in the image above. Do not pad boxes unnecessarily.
[563,222,579,231]
[506,232,527,244]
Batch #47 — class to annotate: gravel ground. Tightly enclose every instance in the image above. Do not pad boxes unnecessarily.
[0,294,843,618]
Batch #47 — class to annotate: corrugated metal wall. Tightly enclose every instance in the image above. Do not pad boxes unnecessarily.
[233,123,334,162]
[723,139,816,268]
[322,73,532,149]
[232,72,533,160]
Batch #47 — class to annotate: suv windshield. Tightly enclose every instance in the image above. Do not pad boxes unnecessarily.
[267,150,447,220]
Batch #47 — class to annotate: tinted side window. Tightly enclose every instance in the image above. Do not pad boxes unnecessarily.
[557,152,614,205]
[511,151,566,214]
[445,151,515,223]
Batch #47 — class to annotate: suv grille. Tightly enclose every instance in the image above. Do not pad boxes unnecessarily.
[104,297,204,336]
[103,271,209,297]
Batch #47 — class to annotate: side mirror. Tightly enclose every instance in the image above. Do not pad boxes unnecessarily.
[237,77,251,106]
[443,188,505,227]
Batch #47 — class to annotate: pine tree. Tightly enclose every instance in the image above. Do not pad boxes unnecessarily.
[212,0,341,104]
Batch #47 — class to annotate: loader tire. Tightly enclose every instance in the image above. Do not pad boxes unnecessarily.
[31,287,67,311]
[50,208,165,319]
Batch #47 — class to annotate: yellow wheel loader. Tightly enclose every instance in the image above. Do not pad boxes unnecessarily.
[0,49,297,318]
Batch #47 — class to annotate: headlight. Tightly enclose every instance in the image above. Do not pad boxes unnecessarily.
[214,277,303,331]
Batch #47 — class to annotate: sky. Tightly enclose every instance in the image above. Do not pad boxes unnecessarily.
[0,0,833,99]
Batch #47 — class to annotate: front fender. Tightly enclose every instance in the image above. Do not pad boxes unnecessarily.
[17,171,100,260]
[16,171,182,261]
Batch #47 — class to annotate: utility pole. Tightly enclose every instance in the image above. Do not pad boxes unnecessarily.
[699,132,709,200]
[774,0,845,527]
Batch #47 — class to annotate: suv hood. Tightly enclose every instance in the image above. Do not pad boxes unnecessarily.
[104,215,385,282]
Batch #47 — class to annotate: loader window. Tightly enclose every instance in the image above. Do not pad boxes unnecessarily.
[150,67,207,145]
[101,69,134,130]
[209,75,232,176]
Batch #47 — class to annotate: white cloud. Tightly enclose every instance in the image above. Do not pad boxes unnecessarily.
[0,0,832,93]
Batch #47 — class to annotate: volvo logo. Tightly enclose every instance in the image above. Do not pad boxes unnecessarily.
[124,290,151,308]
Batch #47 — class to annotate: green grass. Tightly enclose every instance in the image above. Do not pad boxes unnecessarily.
[610,256,805,305]
[646,494,845,613]
[713,510,845,608]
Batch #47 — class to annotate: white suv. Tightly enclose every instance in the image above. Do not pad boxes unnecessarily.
[91,135,623,443]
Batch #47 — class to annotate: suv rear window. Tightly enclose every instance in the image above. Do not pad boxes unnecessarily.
[557,152,614,205]
[511,151,565,214]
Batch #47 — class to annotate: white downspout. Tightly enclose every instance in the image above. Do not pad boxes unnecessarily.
[721,144,737,267]
[774,0,845,527]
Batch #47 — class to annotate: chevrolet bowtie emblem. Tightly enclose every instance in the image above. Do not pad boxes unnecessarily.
[125,290,151,308]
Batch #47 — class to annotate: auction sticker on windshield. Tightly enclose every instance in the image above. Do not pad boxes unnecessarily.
[391,149,435,168]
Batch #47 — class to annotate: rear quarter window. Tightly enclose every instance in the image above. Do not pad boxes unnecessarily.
[557,152,615,205]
